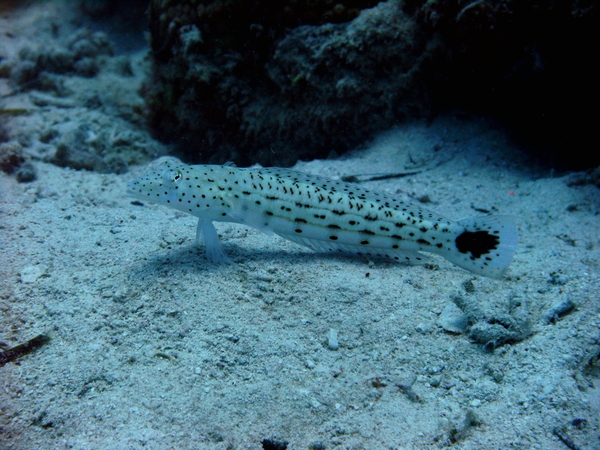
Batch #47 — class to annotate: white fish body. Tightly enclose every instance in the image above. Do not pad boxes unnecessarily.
[126,161,518,278]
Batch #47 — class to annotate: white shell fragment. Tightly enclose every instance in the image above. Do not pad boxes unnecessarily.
[438,302,469,334]
[328,328,339,350]
[19,264,48,284]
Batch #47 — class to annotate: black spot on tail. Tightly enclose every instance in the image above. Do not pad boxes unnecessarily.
[455,230,499,259]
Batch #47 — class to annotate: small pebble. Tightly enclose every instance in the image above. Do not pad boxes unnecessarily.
[438,302,468,334]
[327,328,339,351]
[547,272,569,285]
[20,264,48,283]
[544,297,576,323]
[415,322,433,334]
[16,162,36,182]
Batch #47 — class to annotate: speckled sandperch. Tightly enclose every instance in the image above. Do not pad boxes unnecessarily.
[127,162,518,278]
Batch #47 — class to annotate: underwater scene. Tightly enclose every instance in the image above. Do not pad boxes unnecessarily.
[0,1,598,449]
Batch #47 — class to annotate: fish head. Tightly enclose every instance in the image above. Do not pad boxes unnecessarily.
[126,161,187,208]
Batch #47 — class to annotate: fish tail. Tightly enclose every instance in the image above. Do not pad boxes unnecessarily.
[440,215,518,279]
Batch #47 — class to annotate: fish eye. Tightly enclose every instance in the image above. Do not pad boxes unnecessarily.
[173,171,182,183]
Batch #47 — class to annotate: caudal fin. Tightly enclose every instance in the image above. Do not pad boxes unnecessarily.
[441,215,518,279]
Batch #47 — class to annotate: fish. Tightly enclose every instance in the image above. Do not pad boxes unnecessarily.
[126,161,518,278]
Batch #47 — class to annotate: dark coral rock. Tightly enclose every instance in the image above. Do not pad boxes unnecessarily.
[9,60,39,86]
[144,0,431,166]
[11,29,114,90]
[67,29,114,60]
[145,0,599,168]
[49,123,110,172]
[566,166,600,188]
[20,46,75,75]
[403,0,600,169]
[468,316,532,351]
[52,142,107,172]
[103,155,128,175]
[16,161,37,183]
[452,293,533,351]
[79,0,118,18]
[0,142,26,174]
[261,438,288,450]
[73,57,100,77]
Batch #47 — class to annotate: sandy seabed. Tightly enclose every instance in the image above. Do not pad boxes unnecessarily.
[1,2,599,449]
